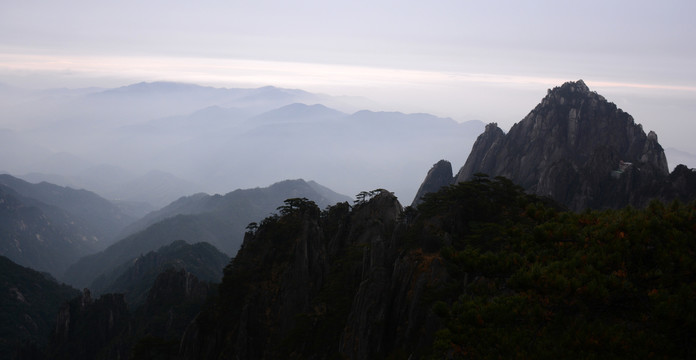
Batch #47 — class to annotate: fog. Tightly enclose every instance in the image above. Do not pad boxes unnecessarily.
[0,81,485,207]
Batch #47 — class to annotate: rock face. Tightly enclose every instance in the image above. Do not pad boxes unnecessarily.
[411,160,454,207]
[50,269,212,360]
[179,194,449,359]
[452,80,679,210]
[454,123,506,184]
[52,289,130,360]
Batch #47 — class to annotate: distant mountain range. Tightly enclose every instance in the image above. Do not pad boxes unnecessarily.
[0,174,134,277]
[0,174,135,246]
[0,81,485,205]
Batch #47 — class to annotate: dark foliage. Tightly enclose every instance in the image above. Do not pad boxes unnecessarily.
[0,256,79,359]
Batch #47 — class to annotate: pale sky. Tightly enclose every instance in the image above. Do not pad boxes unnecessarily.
[1,0,695,151]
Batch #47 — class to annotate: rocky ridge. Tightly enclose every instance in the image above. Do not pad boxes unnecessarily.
[415,80,694,210]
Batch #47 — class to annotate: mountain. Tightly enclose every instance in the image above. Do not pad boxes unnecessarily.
[50,269,215,360]
[177,178,696,359]
[181,106,484,201]
[0,256,79,359]
[64,179,351,288]
[119,178,350,239]
[1,81,486,203]
[0,184,100,278]
[411,159,454,207]
[23,176,696,359]
[50,289,131,360]
[0,174,136,249]
[414,80,696,210]
[89,240,229,308]
[248,102,347,125]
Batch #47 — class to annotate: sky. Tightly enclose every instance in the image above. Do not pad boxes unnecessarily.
[1,0,695,151]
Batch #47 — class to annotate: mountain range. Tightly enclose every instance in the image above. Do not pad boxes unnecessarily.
[1,81,484,206]
[0,176,128,277]
[64,178,351,288]
[1,79,696,359]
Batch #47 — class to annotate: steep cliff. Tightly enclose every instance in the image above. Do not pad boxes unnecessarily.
[450,80,688,210]
[51,290,130,360]
[50,269,213,360]
[179,193,452,359]
[411,160,454,207]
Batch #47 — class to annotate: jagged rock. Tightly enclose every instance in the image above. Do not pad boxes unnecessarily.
[454,123,506,183]
[452,80,680,210]
[51,291,130,360]
[180,192,455,359]
[411,160,454,207]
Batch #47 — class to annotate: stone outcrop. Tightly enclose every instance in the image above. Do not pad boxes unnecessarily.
[454,123,506,184]
[446,79,686,211]
[411,160,454,207]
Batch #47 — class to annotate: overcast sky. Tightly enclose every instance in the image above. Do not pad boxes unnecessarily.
[1,0,695,151]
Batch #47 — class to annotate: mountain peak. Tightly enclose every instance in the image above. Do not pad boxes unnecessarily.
[444,80,679,210]
[561,79,589,93]
[411,160,453,207]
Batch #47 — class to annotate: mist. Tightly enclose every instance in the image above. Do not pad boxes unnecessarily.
[0,81,485,207]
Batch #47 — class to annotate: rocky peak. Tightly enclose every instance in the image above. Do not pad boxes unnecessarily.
[454,123,506,183]
[449,80,675,210]
[412,160,453,207]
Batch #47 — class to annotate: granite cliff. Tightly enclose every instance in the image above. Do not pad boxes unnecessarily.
[411,159,454,207]
[414,80,695,210]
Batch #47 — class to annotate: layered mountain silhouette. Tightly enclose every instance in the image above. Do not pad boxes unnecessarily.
[414,80,696,210]
[1,82,484,204]
[64,179,351,288]
[0,182,129,278]
[0,174,135,247]
[88,240,229,308]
